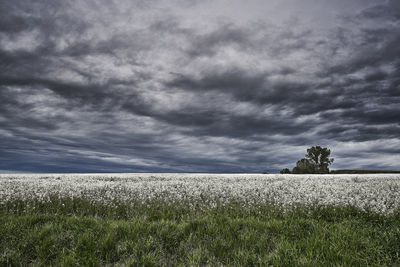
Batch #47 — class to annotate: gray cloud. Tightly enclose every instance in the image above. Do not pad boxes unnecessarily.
[0,0,399,173]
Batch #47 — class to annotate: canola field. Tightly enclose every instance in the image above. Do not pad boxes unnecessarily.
[1,173,399,214]
[1,173,400,266]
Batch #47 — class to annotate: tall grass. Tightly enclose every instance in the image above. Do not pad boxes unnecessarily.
[1,196,400,266]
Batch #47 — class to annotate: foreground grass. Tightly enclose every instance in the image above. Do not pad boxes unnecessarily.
[1,199,400,266]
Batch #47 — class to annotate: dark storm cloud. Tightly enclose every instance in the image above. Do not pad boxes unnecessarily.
[167,68,363,116]
[185,24,253,57]
[0,0,399,173]
[360,0,400,20]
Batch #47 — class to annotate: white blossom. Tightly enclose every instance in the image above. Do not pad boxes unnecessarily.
[0,173,399,214]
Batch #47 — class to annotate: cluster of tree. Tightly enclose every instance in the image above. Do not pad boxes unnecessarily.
[280,146,334,174]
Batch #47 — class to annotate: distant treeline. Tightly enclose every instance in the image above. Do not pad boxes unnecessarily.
[330,170,400,174]
[279,146,400,175]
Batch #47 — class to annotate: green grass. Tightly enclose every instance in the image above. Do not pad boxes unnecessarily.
[1,198,400,266]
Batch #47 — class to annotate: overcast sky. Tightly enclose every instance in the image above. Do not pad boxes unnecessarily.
[1,0,399,173]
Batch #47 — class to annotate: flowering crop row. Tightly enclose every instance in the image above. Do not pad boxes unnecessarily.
[1,173,399,214]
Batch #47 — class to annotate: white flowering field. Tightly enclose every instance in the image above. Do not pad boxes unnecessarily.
[1,173,400,214]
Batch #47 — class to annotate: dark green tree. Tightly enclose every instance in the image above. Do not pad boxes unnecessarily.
[305,146,334,174]
[292,158,317,174]
[280,146,334,174]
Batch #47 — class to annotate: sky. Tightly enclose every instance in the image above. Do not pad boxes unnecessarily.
[0,0,399,173]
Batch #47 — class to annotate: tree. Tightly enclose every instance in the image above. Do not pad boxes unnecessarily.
[305,146,334,174]
[292,158,317,174]
[279,146,334,174]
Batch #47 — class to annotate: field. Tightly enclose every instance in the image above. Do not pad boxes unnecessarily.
[1,173,400,266]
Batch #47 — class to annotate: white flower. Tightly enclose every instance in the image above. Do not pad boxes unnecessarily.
[0,173,400,214]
